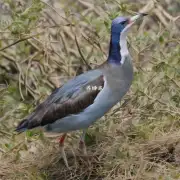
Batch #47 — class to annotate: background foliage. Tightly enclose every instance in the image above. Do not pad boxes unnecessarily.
[0,0,179,179]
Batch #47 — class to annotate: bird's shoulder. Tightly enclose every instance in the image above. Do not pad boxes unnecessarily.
[21,69,104,126]
[44,69,104,105]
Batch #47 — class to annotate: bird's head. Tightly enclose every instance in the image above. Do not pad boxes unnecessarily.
[111,13,147,34]
[108,13,147,64]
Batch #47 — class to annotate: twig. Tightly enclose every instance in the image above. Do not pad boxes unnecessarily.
[0,51,24,100]
[82,33,106,57]
[165,75,180,89]
[153,9,169,28]
[18,69,25,101]
[0,33,43,52]
[0,129,12,136]
[4,141,24,155]
[157,4,180,22]
[27,39,41,52]
[139,0,155,14]
[139,90,178,112]
[40,0,72,25]
[78,0,93,9]
[75,35,92,70]
[0,147,5,153]
[0,51,37,99]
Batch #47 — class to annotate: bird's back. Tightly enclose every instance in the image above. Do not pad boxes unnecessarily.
[15,12,146,133]
[44,55,133,133]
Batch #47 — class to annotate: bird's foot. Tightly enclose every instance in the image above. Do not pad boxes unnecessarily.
[59,144,70,169]
[78,140,87,156]
[59,133,70,169]
[78,140,91,167]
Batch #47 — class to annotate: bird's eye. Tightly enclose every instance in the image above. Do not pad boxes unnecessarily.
[121,20,127,25]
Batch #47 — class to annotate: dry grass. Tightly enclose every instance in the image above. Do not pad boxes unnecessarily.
[0,0,180,179]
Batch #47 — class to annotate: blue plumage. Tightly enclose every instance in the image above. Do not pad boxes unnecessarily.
[108,17,129,64]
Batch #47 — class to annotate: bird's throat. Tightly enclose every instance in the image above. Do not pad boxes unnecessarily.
[108,33,121,64]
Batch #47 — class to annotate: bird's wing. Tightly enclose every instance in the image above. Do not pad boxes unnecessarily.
[16,69,104,131]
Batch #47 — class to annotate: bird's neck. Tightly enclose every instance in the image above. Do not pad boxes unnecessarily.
[108,32,128,64]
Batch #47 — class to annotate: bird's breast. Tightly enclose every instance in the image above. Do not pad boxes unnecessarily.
[104,58,133,92]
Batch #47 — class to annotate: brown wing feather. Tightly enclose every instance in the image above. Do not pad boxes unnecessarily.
[26,75,104,129]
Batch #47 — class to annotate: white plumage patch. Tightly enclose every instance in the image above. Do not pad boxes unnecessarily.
[119,23,134,64]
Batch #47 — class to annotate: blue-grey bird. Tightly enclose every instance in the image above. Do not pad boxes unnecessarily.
[16,13,147,167]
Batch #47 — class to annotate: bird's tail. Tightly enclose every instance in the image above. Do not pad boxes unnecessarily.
[15,119,29,133]
[15,103,48,133]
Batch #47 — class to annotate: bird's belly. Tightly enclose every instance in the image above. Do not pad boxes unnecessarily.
[44,100,112,133]
[45,74,133,133]
[44,90,121,133]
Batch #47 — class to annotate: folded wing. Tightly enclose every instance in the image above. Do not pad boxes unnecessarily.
[16,70,104,132]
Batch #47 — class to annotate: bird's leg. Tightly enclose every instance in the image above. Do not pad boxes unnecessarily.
[79,130,91,167]
[79,130,87,155]
[59,133,67,145]
[59,133,69,168]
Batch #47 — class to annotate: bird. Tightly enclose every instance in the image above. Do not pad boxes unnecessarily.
[16,13,147,167]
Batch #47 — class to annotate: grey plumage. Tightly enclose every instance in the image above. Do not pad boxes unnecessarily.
[45,55,133,132]
[16,13,147,134]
